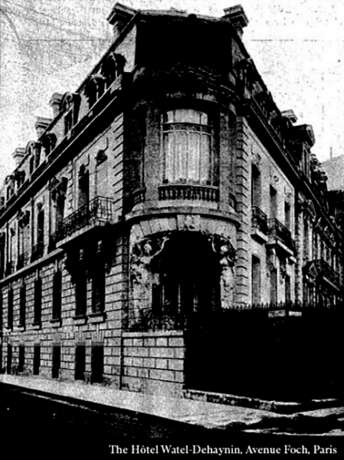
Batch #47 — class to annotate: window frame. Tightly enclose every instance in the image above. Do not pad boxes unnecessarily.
[161,108,217,186]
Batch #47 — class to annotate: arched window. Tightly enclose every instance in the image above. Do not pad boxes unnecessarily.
[162,109,216,185]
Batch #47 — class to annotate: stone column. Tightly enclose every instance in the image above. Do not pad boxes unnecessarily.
[233,117,250,306]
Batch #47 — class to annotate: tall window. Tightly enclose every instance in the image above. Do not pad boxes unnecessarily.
[18,345,25,373]
[251,164,261,207]
[162,109,215,185]
[6,344,12,374]
[78,166,89,209]
[251,256,261,304]
[269,186,278,219]
[285,274,291,303]
[270,268,278,305]
[52,270,62,320]
[52,345,61,379]
[7,287,13,329]
[91,344,103,383]
[75,271,87,317]
[92,257,105,314]
[303,219,309,261]
[33,277,42,325]
[19,284,26,328]
[75,345,86,381]
[284,201,291,229]
[33,344,40,375]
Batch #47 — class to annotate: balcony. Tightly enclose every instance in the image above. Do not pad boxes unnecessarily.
[17,251,30,270]
[158,184,219,202]
[56,196,115,245]
[305,259,341,290]
[31,241,44,262]
[251,206,268,242]
[267,218,295,254]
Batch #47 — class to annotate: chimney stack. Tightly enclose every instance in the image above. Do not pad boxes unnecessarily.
[35,117,52,138]
[330,146,333,160]
[281,109,298,124]
[12,147,25,166]
[49,92,63,118]
[222,5,249,38]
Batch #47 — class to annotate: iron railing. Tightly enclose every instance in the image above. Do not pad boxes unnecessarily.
[268,217,295,252]
[159,184,219,202]
[56,196,114,242]
[126,301,343,332]
[251,206,268,234]
[312,259,341,288]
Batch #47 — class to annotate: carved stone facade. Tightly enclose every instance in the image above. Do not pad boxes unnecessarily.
[0,3,342,400]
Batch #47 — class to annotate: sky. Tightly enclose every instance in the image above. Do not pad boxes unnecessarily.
[1,0,344,181]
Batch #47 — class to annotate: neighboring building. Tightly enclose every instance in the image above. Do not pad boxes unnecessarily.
[0,3,342,399]
[322,154,344,191]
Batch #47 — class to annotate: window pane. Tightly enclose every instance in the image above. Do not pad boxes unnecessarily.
[188,131,200,182]
[200,133,211,184]
[164,132,175,182]
[174,131,187,181]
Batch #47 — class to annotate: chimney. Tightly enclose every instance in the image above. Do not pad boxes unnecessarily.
[49,92,63,118]
[222,5,249,38]
[35,117,52,138]
[107,3,137,37]
[12,147,25,166]
[281,109,298,124]
[330,146,333,160]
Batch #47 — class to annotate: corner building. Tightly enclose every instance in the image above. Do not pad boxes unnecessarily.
[0,4,342,399]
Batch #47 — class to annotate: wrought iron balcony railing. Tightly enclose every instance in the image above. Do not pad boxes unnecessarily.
[31,241,44,262]
[159,184,219,202]
[268,218,295,252]
[17,251,30,270]
[251,206,268,234]
[56,196,114,242]
[312,259,341,288]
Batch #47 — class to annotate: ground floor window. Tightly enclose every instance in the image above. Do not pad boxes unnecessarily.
[91,344,103,383]
[75,345,86,381]
[18,345,25,373]
[52,345,61,379]
[33,344,40,375]
[6,344,12,374]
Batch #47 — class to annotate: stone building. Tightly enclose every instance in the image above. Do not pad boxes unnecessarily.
[0,3,342,399]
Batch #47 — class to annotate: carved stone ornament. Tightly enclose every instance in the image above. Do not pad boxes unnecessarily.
[251,149,261,167]
[95,138,109,166]
[208,234,236,309]
[284,187,292,201]
[266,247,277,275]
[269,167,279,184]
[129,233,170,324]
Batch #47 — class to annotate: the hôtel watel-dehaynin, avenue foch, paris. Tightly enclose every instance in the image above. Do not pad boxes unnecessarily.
[0,0,344,455]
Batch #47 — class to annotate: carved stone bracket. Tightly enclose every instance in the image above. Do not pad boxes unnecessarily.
[18,210,30,228]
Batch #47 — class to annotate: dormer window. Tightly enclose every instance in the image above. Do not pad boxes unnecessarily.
[41,133,57,156]
[84,74,106,108]
[162,109,217,185]
[62,92,80,136]
[101,52,126,87]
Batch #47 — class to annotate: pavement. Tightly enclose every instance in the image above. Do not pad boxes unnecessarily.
[1,374,344,435]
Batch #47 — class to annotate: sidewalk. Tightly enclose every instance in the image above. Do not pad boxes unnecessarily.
[0,374,280,430]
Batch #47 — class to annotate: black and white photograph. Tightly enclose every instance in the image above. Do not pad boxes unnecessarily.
[0,1,344,458]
